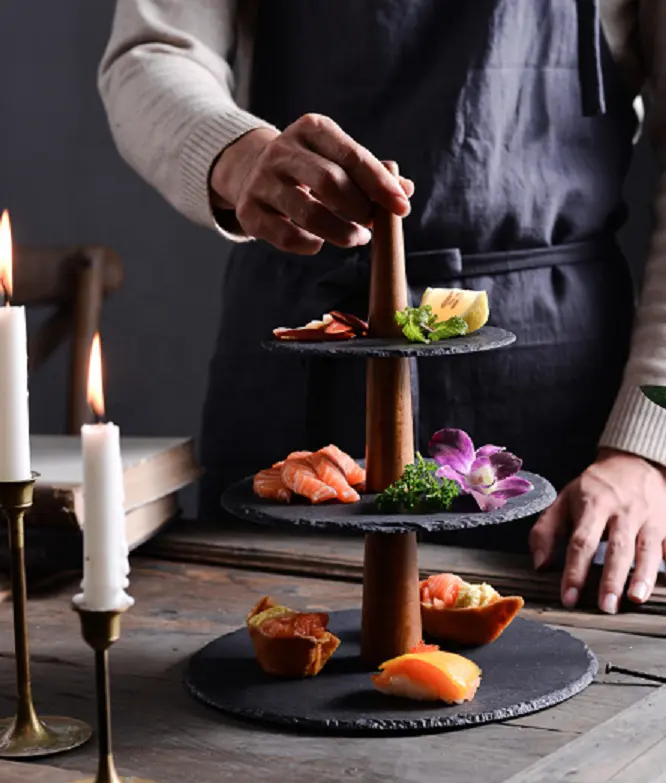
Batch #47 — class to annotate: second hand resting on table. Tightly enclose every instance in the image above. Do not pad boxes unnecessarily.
[211,115,665,616]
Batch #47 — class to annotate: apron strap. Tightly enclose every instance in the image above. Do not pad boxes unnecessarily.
[576,0,607,116]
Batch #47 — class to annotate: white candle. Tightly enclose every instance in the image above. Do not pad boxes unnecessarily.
[73,334,133,612]
[0,211,31,482]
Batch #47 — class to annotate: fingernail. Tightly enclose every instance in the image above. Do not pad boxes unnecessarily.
[562,587,579,608]
[601,593,619,615]
[397,197,411,215]
[533,550,547,570]
[629,581,649,603]
[357,227,372,245]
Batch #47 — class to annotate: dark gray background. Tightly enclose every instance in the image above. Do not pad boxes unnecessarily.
[0,2,657,515]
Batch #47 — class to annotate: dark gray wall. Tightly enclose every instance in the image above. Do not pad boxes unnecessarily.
[0,2,658,514]
[0,2,227,517]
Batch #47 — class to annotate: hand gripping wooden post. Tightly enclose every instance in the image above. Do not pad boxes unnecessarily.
[361,161,422,667]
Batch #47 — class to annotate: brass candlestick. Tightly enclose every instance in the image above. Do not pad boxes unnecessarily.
[72,606,155,783]
[0,474,92,758]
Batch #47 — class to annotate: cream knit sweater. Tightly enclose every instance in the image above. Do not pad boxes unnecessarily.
[99,0,666,466]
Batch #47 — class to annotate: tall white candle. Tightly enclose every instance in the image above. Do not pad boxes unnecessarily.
[0,211,31,482]
[73,334,132,612]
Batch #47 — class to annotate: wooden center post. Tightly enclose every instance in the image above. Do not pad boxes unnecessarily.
[361,161,421,667]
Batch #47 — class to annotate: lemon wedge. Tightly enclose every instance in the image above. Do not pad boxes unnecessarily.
[420,288,489,334]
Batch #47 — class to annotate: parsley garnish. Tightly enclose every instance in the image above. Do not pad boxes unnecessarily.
[375,453,459,514]
[395,306,468,344]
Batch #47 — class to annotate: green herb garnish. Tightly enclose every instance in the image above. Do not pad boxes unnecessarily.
[375,453,459,514]
[395,306,468,344]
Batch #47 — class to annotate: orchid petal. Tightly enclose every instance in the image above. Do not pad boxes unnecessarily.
[476,444,504,458]
[470,489,506,512]
[488,450,522,481]
[429,428,475,473]
[436,465,471,493]
[492,475,533,499]
[468,456,496,489]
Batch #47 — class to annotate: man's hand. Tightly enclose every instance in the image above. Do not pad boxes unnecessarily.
[210,115,414,254]
[529,449,666,613]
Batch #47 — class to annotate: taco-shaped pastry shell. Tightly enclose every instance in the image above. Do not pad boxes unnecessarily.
[421,595,524,646]
[247,596,340,677]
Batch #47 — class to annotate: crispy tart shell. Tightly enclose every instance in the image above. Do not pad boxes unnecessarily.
[421,596,525,646]
[247,596,340,678]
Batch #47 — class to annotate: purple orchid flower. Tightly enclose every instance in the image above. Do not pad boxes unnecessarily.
[429,428,533,512]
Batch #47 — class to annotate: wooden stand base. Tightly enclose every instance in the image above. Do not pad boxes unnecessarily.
[360,532,421,667]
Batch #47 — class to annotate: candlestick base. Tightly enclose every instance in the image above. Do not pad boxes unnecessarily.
[0,473,93,759]
[0,715,92,759]
[72,778,156,783]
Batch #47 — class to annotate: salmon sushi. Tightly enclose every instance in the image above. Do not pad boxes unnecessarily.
[372,650,481,703]
[319,444,365,487]
[281,457,337,504]
[310,451,360,503]
[253,467,292,502]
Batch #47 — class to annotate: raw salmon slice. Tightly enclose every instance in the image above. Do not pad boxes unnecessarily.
[319,444,365,487]
[281,458,337,504]
[253,467,292,502]
[310,452,360,503]
[420,574,463,607]
[372,651,481,703]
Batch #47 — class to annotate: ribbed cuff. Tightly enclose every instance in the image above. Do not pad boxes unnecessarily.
[599,382,666,466]
[179,107,275,238]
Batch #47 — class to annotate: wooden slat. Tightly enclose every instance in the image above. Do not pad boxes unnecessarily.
[1,558,662,783]
[502,686,666,783]
[143,522,666,624]
[0,760,85,783]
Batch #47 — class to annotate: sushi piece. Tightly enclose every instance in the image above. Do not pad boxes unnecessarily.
[372,649,481,703]
[280,457,338,504]
[310,451,360,503]
[420,573,524,646]
[253,467,292,502]
[318,444,366,487]
[247,596,340,677]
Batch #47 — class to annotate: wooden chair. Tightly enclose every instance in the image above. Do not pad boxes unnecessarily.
[12,245,124,434]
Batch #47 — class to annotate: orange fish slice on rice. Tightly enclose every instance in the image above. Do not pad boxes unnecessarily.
[318,444,365,487]
[310,452,360,503]
[280,457,337,504]
[253,467,292,502]
[372,650,482,703]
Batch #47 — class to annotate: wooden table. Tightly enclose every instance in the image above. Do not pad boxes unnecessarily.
[1,527,666,783]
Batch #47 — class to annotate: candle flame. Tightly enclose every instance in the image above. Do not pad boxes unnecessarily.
[87,333,105,418]
[0,210,13,300]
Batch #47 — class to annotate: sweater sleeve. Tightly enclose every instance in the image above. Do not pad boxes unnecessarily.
[98,0,274,236]
[599,0,666,463]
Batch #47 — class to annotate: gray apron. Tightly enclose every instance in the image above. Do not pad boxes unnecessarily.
[199,0,638,549]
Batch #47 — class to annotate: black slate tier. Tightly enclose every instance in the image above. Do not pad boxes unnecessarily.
[263,326,515,357]
[222,470,555,534]
[185,610,597,734]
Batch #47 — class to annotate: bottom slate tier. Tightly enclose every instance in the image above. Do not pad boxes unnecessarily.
[185,610,596,735]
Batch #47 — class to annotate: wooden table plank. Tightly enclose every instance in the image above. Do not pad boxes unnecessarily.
[503,686,666,783]
[0,559,660,783]
[143,522,666,627]
[0,760,84,782]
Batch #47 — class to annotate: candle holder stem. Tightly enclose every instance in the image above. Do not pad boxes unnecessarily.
[72,609,155,783]
[0,476,92,758]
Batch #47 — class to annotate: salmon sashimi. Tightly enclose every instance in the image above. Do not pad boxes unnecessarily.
[280,457,337,504]
[272,451,313,468]
[318,444,365,487]
[310,452,360,503]
[372,650,481,703]
[253,467,292,502]
[420,573,463,609]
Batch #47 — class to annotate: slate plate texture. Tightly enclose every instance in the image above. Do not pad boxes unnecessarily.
[222,471,555,534]
[262,326,515,358]
[185,610,597,735]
